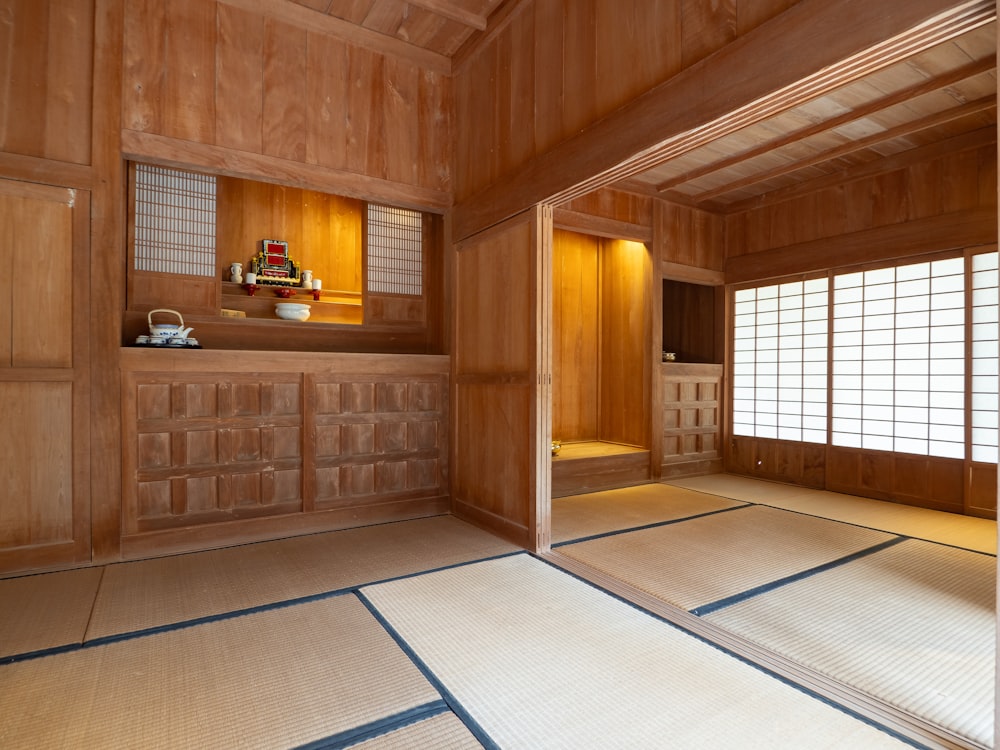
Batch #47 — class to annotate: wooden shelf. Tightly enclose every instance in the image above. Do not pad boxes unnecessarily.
[220,281,362,325]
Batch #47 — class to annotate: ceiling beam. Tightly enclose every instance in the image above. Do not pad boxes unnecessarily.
[221,0,451,73]
[693,94,996,202]
[405,0,488,30]
[654,54,996,194]
[723,124,996,213]
[452,0,995,241]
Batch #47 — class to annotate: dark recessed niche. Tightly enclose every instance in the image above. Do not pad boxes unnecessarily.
[662,279,722,364]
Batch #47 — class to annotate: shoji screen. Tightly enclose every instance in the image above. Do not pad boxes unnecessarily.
[732,278,828,443]
[831,258,966,458]
[971,251,999,463]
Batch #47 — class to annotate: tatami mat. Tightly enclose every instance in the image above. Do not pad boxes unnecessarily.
[558,505,895,611]
[347,713,483,749]
[551,482,745,544]
[0,567,103,659]
[362,554,907,749]
[86,516,517,641]
[667,474,997,554]
[705,539,996,748]
[0,595,440,749]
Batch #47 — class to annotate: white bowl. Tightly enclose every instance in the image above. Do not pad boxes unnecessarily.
[275,303,310,321]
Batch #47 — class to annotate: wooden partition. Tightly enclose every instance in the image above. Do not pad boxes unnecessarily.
[0,179,91,575]
[120,349,449,559]
[451,208,551,551]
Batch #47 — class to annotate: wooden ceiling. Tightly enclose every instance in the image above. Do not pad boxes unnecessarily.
[619,22,997,213]
[288,2,994,215]
[286,0,509,58]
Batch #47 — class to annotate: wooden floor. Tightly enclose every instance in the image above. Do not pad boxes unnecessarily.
[0,474,995,749]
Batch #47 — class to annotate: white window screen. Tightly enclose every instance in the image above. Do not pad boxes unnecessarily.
[133,164,217,276]
[732,278,828,443]
[831,257,965,458]
[367,204,423,295]
[971,251,999,463]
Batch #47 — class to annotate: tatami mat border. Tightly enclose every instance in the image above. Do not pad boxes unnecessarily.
[532,552,932,749]
[557,493,997,558]
[671,485,996,556]
[690,537,908,616]
[294,700,451,750]
[356,589,500,750]
[0,550,523,666]
[551,502,752,547]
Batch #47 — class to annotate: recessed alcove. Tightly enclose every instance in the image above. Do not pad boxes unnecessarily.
[551,228,652,497]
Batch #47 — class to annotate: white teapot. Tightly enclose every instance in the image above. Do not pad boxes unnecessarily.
[148,309,194,340]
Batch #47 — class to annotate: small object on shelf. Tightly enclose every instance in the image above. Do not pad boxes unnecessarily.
[312,278,322,301]
[250,239,300,286]
[229,262,243,284]
[551,440,562,456]
[245,283,257,297]
[275,302,310,321]
[220,309,246,318]
[147,308,194,341]
[662,351,676,362]
[274,287,294,298]
[245,272,256,285]
[301,269,313,288]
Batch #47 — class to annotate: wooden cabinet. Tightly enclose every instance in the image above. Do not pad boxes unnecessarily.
[661,364,724,478]
[121,349,449,559]
[0,179,91,574]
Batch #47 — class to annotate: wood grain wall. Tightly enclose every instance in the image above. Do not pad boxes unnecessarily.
[726,133,997,280]
[0,0,95,168]
[453,0,799,204]
[122,0,451,204]
[551,230,599,442]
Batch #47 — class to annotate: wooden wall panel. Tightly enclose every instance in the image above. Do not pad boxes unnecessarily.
[655,200,726,274]
[216,3,264,154]
[0,0,94,165]
[122,0,452,198]
[262,18,307,163]
[598,238,653,447]
[0,179,90,575]
[0,382,74,547]
[452,209,550,550]
[727,140,997,269]
[551,230,599,442]
[726,435,826,488]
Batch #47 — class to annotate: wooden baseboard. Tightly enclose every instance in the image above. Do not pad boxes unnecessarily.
[120,495,449,560]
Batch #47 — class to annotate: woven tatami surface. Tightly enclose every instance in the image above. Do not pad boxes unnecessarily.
[706,539,996,748]
[86,515,517,640]
[362,554,907,749]
[0,567,103,659]
[351,713,484,749]
[551,482,745,544]
[667,474,997,554]
[0,595,439,749]
[558,504,895,610]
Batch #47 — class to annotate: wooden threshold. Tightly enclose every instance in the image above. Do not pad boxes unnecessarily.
[541,550,983,750]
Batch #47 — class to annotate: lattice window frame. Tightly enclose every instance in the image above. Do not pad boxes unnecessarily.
[366,203,423,297]
[133,163,217,277]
